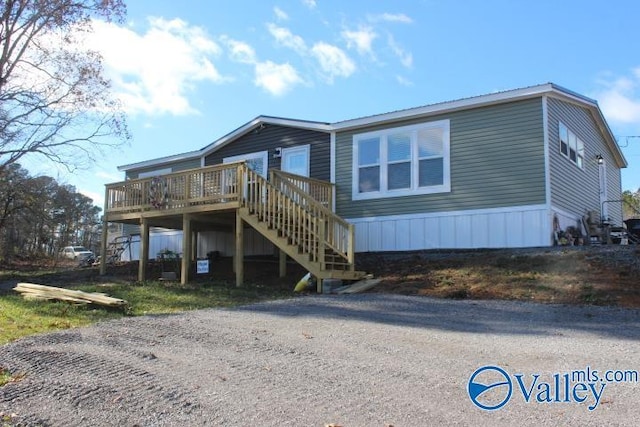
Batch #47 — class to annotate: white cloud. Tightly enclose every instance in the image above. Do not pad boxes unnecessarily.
[89,18,224,116]
[387,34,413,68]
[370,13,413,24]
[342,26,377,57]
[267,23,307,54]
[221,35,257,64]
[254,61,304,96]
[311,42,356,83]
[220,34,302,97]
[594,72,640,124]
[274,6,289,21]
[302,0,317,9]
[396,75,413,86]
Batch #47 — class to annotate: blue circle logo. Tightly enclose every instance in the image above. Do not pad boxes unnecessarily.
[468,365,513,410]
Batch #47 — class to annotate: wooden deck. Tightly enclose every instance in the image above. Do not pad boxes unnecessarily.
[100,162,365,290]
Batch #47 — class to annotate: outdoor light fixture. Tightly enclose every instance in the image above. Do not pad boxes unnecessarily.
[596,154,604,164]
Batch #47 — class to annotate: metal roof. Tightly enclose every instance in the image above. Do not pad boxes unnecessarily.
[118,83,627,172]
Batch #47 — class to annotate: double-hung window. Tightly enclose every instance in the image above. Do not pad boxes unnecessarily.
[558,122,584,168]
[353,120,450,200]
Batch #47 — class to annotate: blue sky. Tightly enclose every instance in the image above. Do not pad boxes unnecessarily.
[29,0,640,207]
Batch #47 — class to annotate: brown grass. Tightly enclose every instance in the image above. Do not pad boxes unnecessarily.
[357,246,640,308]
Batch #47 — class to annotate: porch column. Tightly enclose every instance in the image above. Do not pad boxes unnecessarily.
[139,218,149,282]
[181,214,192,285]
[235,210,244,287]
[279,250,287,278]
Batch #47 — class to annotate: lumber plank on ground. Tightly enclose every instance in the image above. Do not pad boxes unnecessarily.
[14,282,128,308]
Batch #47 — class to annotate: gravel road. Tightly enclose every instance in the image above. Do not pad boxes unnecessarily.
[1,294,639,426]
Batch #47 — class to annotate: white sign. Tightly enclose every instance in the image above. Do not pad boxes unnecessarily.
[196,259,209,274]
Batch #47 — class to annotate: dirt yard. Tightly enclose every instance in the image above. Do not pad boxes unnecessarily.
[357,245,640,307]
[2,245,639,308]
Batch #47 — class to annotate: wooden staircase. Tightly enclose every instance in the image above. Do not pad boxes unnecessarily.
[238,165,366,282]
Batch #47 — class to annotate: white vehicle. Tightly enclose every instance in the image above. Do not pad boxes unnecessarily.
[61,246,94,261]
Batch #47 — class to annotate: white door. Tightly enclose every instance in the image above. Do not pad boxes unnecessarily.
[599,160,608,221]
[281,145,310,177]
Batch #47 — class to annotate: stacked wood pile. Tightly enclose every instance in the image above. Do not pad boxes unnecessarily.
[15,283,128,309]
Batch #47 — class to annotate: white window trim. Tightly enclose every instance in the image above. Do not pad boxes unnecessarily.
[352,120,451,200]
[281,144,310,177]
[223,150,269,177]
[558,121,584,170]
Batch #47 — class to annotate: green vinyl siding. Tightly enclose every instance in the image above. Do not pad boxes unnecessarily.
[336,98,546,218]
[547,97,623,224]
[204,124,330,181]
[125,158,202,180]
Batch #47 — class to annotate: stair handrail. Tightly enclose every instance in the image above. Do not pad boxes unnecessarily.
[268,168,353,266]
[241,164,354,268]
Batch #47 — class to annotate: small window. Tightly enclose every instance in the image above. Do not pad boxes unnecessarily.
[577,139,584,168]
[558,122,584,169]
[559,123,568,156]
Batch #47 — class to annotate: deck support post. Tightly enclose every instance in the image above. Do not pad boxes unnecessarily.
[100,186,110,275]
[139,218,149,282]
[181,214,192,285]
[235,210,244,287]
[191,231,197,261]
[279,250,287,278]
[100,219,108,276]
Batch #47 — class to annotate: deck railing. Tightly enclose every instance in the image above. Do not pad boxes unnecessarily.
[105,162,242,214]
[104,162,354,272]
[269,169,333,209]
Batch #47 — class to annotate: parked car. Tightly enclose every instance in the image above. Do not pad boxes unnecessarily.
[61,246,95,262]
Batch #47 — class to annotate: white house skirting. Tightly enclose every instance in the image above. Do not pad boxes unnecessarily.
[347,204,551,252]
[122,229,274,261]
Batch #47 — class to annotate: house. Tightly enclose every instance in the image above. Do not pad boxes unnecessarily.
[100,83,627,288]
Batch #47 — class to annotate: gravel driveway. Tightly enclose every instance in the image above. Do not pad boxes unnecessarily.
[1,294,639,426]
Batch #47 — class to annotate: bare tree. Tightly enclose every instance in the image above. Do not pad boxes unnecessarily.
[622,189,640,220]
[0,163,103,260]
[0,0,130,173]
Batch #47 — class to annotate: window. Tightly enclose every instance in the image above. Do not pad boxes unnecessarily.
[223,151,269,198]
[558,122,584,168]
[353,120,450,199]
[223,150,268,176]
